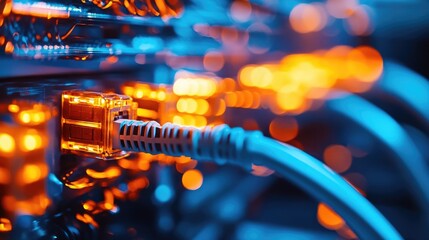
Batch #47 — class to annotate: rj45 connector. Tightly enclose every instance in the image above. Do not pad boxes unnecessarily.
[61,90,136,159]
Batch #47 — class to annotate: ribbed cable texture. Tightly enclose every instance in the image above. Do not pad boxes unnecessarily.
[113,119,263,167]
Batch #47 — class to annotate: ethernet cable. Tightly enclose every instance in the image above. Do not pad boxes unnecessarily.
[372,62,429,132]
[111,119,402,240]
[297,92,429,214]
[60,90,401,239]
[328,94,429,213]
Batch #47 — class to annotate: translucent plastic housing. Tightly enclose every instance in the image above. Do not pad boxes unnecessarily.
[61,90,136,159]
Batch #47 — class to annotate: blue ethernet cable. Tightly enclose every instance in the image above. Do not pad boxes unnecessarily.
[371,62,429,132]
[112,119,402,240]
[296,92,429,214]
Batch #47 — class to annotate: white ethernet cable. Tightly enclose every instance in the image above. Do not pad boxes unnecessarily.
[60,90,401,239]
[112,119,402,240]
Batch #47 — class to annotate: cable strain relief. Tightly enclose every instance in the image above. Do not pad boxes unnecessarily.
[113,119,263,169]
[196,125,264,169]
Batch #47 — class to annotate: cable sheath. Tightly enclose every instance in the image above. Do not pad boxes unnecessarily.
[113,119,402,240]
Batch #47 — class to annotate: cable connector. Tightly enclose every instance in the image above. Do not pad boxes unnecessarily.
[112,119,263,169]
[61,90,136,159]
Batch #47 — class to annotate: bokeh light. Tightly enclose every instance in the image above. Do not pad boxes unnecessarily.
[22,131,42,152]
[20,164,48,185]
[326,0,359,19]
[323,145,352,173]
[0,218,12,232]
[236,45,383,114]
[230,1,252,23]
[203,51,225,72]
[0,133,15,153]
[290,3,327,34]
[317,203,345,230]
[345,5,373,36]
[269,117,299,142]
[182,169,203,190]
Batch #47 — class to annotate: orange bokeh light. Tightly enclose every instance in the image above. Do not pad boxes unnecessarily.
[220,78,236,92]
[269,117,299,142]
[5,41,14,54]
[204,51,225,72]
[324,45,354,79]
[317,203,345,230]
[346,6,372,36]
[0,218,12,232]
[290,4,327,34]
[323,145,352,173]
[0,133,15,153]
[230,1,252,23]
[20,164,48,185]
[347,46,383,83]
[182,169,203,190]
[236,45,383,115]
[242,118,259,130]
[22,132,42,152]
[276,90,305,111]
[221,27,239,45]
